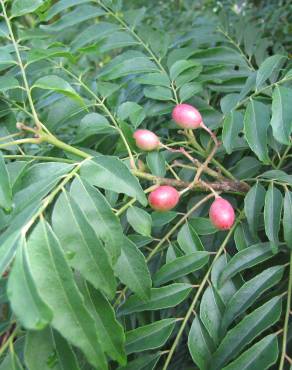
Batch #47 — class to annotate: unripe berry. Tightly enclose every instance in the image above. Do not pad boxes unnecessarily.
[209,197,235,230]
[133,129,160,151]
[148,186,180,212]
[172,104,202,129]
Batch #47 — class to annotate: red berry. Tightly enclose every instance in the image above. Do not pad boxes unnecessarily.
[209,197,235,230]
[133,129,160,151]
[148,186,180,212]
[172,104,202,129]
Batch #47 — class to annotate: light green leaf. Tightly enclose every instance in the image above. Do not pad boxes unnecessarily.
[7,237,53,330]
[244,182,266,237]
[33,75,84,106]
[41,5,105,32]
[222,265,284,331]
[44,0,92,21]
[153,252,209,286]
[119,283,192,315]
[125,319,176,354]
[0,151,12,211]
[80,156,147,206]
[127,206,152,237]
[218,243,275,286]
[115,237,152,300]
[25,327,80,370]
[27,220,107,369]
[244,100,270,163]
[52,191,116,298]
[270,86,292,144]
[0,76,20,92]
[256,55,286,89]
[283,190,292,249]
[222,334,278,370]
[211,297,282,370]
[264,184,283,252]
[12,0,44,17]
[70,177,123,263]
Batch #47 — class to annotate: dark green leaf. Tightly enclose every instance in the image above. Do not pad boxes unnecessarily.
[80,156,147,206]
[283,190,292,248]
[125,319,176,354]
[127,206,152,237]
[153,252,209,285]
[264,184,283,252]
[244,182,266,237]
[0,151,12,211]
[119,283,192,315]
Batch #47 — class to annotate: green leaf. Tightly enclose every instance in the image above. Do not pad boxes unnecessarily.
[170,60,202,80]
[80,281,126,366]
[80,156,147,206]
[270,86,292,144]
[146,151,166,177]
[98,51,159,81]
[222,265,284,331]
[222,111,244,154]
[0,151,12,211]
[119,283,192,315]
[200,286,223,345]
[115,237,152,300]
[151,211,177,227]
[125,318,176,354]
[256,55,286,89]
[189,217,217,235]
[244,100,270,163]
[211,297,282,370]
[73,113,115,143]
[244,182,266,237]
[26,219,107,369]
[0,351,23,370]
[117,352,161,370]
[44,0,92,21]
[143,86,173,101]
[41,5,105,32]
[127,206,152,237]
[222,334,278,370]
[12,0,44,17]
[179,82,202,101]
[153,252,209,286]
[52,191,116,298]
[33,75,84,106]
[25,327,80,370]
[117,102,145,128]
[177,222,204,253]
[188,316,215,370]
[0,76,20,92]
[264,184,283,252]
[260,169,292,184]
[7,236,53,330]
[283,190,292,248]
[136,72,170,87]
[218,243,275,286]
[70,177,123,264]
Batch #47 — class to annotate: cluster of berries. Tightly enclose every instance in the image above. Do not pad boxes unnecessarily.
[133,104,235,230]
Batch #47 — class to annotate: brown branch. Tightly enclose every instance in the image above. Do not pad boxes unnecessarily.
[132,170,250,194]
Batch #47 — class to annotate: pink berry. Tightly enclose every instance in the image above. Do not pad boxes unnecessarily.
[133,129,160,151]
[148,186,180,212]
[209,197,235,230]
[172,104,203,129]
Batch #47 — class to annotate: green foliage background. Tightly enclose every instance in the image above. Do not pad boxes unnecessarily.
[0,0,291,369]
